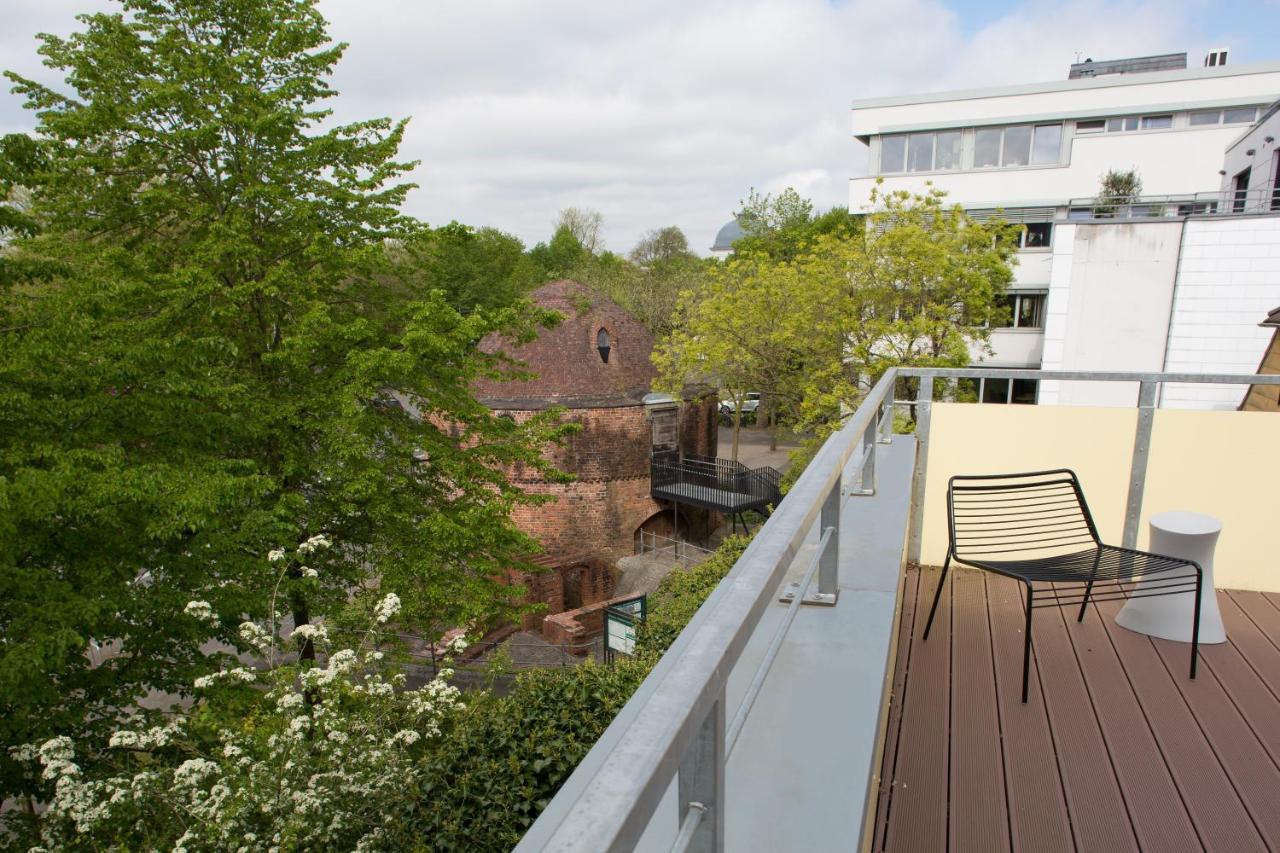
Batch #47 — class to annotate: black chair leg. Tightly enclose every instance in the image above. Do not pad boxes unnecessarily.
[1022,583,1035,704]
[1077,580,1094,623]
[922,550,952,640]
[1078,553,1101,622]
[1190,567,1203,679]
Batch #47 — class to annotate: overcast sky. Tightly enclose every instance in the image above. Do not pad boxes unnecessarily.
[3,0,1278,254]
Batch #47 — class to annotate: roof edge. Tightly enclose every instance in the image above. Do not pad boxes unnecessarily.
[850,60,1280,112]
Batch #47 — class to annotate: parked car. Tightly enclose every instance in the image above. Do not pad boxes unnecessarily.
[719,392,761,420]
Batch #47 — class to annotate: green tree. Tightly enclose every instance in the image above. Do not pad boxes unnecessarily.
[653,253,821,458]
[0,0,565,799]
[796,184,1018,426]
[393,221,530,314]
[731,187,863,262]
[526,224,588,279]
[1094,168,1143,216]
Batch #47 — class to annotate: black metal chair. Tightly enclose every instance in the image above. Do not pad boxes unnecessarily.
[922,470,1203,703]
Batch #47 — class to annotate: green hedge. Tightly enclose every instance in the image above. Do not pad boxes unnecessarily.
[394,534,752,850]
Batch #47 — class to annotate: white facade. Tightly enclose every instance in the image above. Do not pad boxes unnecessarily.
[851,62,1280,210]
[1220,103,1280,214]
[850,56,1280,409]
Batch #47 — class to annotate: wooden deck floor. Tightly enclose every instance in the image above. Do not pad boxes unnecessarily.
[873,565,1280,853]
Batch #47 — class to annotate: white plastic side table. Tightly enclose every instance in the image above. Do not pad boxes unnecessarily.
[1114,511,1226,644]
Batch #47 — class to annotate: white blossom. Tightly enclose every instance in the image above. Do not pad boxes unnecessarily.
[448,635,469,655]
[238,621,272,653]
[267,548,286,563]
[372,593,400,624]
[290,623,328,646]
[173,758,218,789]
[300,566,318,579]
[183,600,217,624]
[296,534,332,555]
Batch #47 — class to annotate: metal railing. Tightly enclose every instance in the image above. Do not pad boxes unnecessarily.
[515,371,897,853]
[899,367,1280,563]
[1066,186,1280,220]
[636,531,712,568]
[650,452,783,513]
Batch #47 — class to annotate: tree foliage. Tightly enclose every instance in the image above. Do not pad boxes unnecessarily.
[0,0,566,798]
[10,535,753,851]
[552,206,604,255]
[658,184,1017,442]
[729,187,863,262]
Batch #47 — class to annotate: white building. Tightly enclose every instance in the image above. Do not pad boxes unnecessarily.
[850,53,1280,409]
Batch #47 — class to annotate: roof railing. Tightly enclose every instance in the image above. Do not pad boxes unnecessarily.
[516,370,897,852]
[1066,186,1280,220]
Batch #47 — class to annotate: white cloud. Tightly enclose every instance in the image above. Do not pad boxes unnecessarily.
[0,0,1239,253]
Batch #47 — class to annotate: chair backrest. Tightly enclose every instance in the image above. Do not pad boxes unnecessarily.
[948,469,1101,562]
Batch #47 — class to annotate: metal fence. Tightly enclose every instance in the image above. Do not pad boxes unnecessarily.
[1065,186,1280,220]
[636,531,712,568]
[898,368,1280,564]
[515,371,896,852]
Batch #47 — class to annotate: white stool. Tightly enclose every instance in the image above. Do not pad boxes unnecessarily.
[1115,511,1226,644]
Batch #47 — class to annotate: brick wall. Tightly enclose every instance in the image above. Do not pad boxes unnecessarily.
[542,592,642,654]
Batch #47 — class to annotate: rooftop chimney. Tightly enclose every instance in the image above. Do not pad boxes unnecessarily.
[1204,48,1229,68]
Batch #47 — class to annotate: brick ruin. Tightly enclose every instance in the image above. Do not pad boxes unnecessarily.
[473,280,716,644]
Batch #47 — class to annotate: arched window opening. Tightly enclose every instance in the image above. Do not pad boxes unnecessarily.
[596,328,611,363]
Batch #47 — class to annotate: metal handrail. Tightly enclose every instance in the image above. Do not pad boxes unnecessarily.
[897,367,1280,563]
[1065,186,1280,219]
[515,370,898,853]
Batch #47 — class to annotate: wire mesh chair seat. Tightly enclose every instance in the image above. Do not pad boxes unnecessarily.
[922,469,1203,703]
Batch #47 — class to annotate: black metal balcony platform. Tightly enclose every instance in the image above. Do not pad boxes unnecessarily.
[650,452,783,524]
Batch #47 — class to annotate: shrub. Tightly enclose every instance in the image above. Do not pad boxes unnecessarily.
[12,536,751,851]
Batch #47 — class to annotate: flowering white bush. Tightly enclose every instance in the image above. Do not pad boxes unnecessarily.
[23,539,471,852]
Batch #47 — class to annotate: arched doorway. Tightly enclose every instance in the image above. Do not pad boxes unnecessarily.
[634,508,684,553]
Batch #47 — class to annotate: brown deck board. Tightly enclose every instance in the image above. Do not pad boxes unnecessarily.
[1205,594,1280,766]
[983,574,1073,853]
[1057,593,1201,853]
[1029,583,1138,853]
[1105,597,1280,850]
[883,566,951,852]
[874,566,1280,853]
[1089,598,1266,852]
[872,566,919,852]
[1223,590,1280,697]
[948,570,1010,853]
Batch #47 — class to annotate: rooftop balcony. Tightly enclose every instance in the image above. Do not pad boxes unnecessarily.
[516,367,1280,852]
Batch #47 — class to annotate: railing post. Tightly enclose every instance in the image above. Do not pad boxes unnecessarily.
[860,419,877,494]
[878,397,893,444]
[815,477,840,604]
[676,692,724,853]
[907,375,933,564]
[1124,380,1157,549]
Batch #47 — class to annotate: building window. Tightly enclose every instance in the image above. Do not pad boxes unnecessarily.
[1030,124,1063,165]
[1021,222,1052,249]
[1002,125,1032,166]
[994,294,1045,329]
[1141,114,1173,130]
[974,128,1001,168]
[975,377,1039,404]
[883,131,964,173]
[934,130,962,170]
[1224,107,1258,124]
[1189,110,1221,126]
[596,328,611,363]
[1076,119,1106,134]
[881,135,906,173]
[1233,168,1252,213]
[907,132,934,171]
[1272,152,1280,212]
